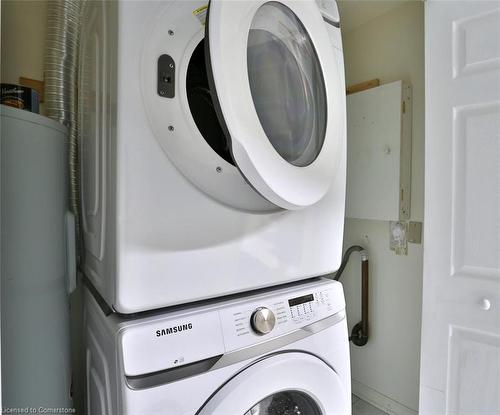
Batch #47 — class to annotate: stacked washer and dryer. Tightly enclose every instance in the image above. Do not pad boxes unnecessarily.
[79,0,349,413]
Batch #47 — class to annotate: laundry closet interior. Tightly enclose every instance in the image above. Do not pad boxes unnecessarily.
[1,1,425,415]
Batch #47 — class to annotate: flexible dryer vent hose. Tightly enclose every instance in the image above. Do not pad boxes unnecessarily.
[44,0,83,263]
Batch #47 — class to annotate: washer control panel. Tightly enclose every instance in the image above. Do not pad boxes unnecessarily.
[219,280,342,352]
[119,279,343,376]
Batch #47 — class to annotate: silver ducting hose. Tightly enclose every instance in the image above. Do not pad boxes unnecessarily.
[44,0,83,264]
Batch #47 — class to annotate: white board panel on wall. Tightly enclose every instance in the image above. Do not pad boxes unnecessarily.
[346,80,412,221]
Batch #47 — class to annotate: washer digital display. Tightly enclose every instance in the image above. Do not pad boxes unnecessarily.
[288,294,314,307]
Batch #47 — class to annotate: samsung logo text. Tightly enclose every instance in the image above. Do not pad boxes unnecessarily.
[156,323,193,337]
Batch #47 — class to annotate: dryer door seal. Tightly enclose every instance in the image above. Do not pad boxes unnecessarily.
[205,0,345,210]
[196,351,348,414]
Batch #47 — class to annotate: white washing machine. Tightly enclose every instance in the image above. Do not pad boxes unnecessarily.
[79,0,347,313]
[85,278,351,414]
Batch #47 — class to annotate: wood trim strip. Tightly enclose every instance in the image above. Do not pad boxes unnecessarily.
[346,79,380,95]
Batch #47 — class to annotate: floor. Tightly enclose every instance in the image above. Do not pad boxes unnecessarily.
[352,395,389,415]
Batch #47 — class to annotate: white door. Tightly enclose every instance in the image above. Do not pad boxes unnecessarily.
[205,0,345,209]
[197,352,349,414]
[420,2,500,414]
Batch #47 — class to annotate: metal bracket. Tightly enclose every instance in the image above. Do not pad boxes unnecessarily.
[157,54,175,98]
[408,221,423,244]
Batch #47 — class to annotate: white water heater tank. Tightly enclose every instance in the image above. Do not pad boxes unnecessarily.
[1,105,75,411]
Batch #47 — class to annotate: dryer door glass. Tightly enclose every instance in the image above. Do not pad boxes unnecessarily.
[244,390,322,415]
[205,0,345,210]
[247,2,326,167]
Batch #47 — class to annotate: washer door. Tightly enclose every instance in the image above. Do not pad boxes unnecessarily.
[205,0,344,210]
[197,352,349,414]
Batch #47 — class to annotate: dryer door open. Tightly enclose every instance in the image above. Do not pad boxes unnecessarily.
[205,0,345,210]
[197,352,349,414]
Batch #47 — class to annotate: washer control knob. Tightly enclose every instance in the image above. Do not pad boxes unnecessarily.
[251,307,276,335]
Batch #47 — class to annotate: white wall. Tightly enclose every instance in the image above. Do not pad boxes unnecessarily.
[1,0,48,114]
[339,1,424,413]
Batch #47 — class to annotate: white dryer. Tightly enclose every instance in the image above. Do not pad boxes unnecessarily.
[79,0,346,313]
[84,278,351,414]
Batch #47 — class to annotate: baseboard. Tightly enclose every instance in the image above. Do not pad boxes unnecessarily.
[352,380,418,415]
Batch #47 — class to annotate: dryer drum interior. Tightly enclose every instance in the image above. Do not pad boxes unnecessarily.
[186,39,235,166]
